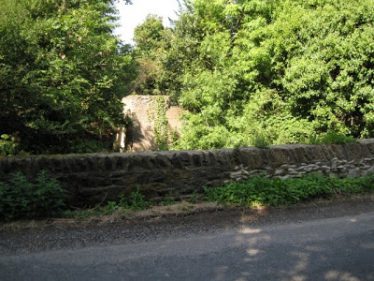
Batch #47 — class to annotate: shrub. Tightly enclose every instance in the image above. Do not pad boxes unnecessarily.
[0,134,18,156]
[0,171,65,221]
[314,132,356,145]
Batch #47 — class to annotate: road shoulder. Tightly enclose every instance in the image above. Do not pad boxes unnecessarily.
[1,194,374,255]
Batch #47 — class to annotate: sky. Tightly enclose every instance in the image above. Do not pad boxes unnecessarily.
[114,0,181,44]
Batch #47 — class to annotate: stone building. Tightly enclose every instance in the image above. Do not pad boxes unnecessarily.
[114,95,184,151]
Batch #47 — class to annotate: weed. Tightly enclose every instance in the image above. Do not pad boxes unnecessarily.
[104,201,120,214]
[119,189,150,210]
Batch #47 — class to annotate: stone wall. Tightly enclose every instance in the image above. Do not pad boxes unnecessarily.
[0,139,373,207]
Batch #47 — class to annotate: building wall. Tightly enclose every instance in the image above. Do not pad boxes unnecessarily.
[116,95,184,151]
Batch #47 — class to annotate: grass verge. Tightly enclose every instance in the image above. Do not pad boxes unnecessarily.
[205,174,374,207]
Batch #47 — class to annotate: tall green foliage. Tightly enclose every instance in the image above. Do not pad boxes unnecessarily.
[0,0,135,153]
[131,15,175,97]
[166,0,374,149]
[152,97,170,150]
[0,171,65,220]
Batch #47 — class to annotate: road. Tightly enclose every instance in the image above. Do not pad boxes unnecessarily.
[1,199,374,281]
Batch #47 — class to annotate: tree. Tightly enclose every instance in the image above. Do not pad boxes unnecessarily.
[166,0,374,149]
[0,0,135,153]
[131,15,175,96]
[134,15,167,57]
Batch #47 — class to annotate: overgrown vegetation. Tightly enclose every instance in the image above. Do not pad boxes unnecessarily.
[1,0,373,154]
[0,171,65,220]
[0,171,153,221]
[205,174,374,207]
[135,0,374,149]
[1,171,373,221]
[152,97,170,150]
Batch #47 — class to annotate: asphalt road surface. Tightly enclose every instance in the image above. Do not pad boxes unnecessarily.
[1,200,374,281]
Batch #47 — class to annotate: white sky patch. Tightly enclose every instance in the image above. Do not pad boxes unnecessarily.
[114,0,180,44]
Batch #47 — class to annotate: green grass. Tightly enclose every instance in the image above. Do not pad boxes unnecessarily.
[205,174,374,207]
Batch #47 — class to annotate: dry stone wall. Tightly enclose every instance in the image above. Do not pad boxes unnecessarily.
[0,139,373,207]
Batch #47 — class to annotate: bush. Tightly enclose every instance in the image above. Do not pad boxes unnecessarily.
[0,171,65,221]
[205,174,374,207]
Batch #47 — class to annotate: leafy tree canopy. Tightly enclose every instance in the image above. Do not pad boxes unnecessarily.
[161,0,374,149]
[0,0,135,153]
[130,15,177,97]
